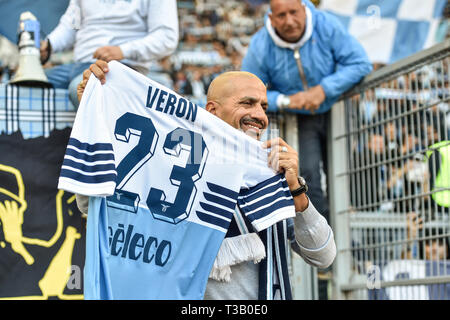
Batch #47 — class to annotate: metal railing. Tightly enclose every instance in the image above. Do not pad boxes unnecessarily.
[329,39,450,300]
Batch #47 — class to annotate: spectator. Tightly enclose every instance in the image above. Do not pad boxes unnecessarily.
[405,212,449,261]
[0,35,18,81]
[241,0,372,222]
[173,69,193,96]
[147,57,175,90]
[426,140,450,216]
[351,133,384,211]
[403,142,449,259]
[40,0,179,108]
[241,0,372,299]
[190,69,207,104]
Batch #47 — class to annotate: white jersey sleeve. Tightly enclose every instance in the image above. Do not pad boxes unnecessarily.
[58,74,117,196]
[238,173,294,232]
[234,136,294,232]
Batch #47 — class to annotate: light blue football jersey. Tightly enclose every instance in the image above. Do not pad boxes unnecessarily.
[58,61,295,299]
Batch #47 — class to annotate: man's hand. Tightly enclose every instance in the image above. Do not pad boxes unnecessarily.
[92,46,124,62]
[263,137,299,188]
[288,85,326,113]
[406,212,423,240]
[262,138,309,212]
[40,39,51,64]
[77,60,109,102]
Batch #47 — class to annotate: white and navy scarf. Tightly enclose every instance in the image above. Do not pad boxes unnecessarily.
[209,207,294,300]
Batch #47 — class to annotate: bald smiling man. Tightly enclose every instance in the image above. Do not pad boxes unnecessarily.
[75,60,336,300]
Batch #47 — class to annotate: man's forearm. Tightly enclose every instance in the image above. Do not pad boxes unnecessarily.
[293,193,309,212]
[292,198,336,268]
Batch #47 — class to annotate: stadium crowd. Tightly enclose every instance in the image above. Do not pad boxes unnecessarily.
[146,0,271,106]
[351,61,449,216]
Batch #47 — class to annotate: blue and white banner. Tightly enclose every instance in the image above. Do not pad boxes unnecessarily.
[319,0,447,64]
[0,84,76,139]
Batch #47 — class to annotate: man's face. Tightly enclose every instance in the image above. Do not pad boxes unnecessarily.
[269,0,306,43]
[208,76,269,140]
[425,239,448,261]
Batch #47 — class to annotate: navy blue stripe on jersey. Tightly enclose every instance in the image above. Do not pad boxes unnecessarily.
[239,182,290,204]
[63,158,116,173]
[237,173,292,224]
[68,137,113,152]
[206,182,239,201]
[238,174,285,198]
[203,192,236,210]
[65,148,115,162]
[238,189,290,213]
[60,168,117,184]
[197,183,240,230]
[244,199,293,223]
[196,211,231,230]
[199,202,234,220]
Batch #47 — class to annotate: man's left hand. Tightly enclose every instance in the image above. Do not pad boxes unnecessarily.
[77,60,109,102]
[263,138,309,211]
[93,46,124,62]
[263,138,300,190]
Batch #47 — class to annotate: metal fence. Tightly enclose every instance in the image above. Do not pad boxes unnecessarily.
[329,39,450,300]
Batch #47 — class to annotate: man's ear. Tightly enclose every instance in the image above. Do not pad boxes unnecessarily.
[206,101,217,115]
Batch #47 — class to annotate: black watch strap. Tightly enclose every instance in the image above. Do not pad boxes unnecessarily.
[290,176,308,197]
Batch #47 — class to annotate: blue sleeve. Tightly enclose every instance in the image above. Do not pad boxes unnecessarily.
[319,15,373,99]
[241,40,280,112]
[57,76,118,196]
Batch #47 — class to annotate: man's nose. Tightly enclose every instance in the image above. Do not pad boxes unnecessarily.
[285,13,295,26]
[251,105,268,127]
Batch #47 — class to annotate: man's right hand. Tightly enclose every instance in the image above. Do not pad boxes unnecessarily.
[40,39,51,64]
[77,60,109,102]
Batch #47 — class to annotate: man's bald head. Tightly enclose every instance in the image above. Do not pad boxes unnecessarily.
[205,71,269,140]
[206,71,264,104]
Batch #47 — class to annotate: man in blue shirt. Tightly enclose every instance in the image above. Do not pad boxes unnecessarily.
[241,0,372,299]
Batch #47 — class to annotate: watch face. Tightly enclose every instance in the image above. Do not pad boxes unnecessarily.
[299,176,305,185]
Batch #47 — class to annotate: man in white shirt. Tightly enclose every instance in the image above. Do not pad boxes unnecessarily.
[76,60,336,300]
[40,0,179,108]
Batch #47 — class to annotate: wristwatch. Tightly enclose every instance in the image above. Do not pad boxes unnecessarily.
[279,94,291,111]
[290,176,308,197]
